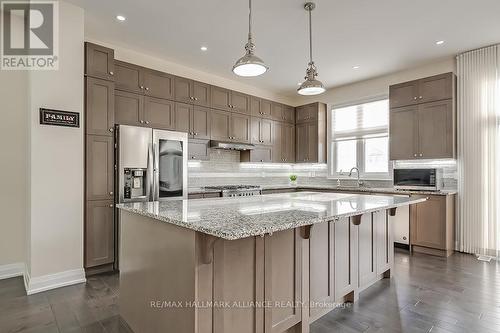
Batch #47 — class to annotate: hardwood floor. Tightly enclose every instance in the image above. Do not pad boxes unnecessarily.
[0,249,498,333]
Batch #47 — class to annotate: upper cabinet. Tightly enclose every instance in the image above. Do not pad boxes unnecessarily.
[210,110,250,143]
[295,102,327,163]
[389,73,456,160]
[211,86,232,111]
[389,72,454,108]
[271,102,283,121]
[283,106,295,124]
[114,61,174,99]
[273,122,295,163]
[211,87,250,115]
[296,103,318,124]
[85,42,115,81]
[141,69,174,100]
[86,77,115,136]
[174,77,211,107]
[114,61,143,94]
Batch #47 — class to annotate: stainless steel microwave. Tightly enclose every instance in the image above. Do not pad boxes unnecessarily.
[393,168,443,191]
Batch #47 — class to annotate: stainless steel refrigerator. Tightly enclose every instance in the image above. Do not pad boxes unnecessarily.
[116,125,188,203]
[114,125,188,269]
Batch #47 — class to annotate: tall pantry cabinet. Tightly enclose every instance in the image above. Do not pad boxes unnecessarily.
[84,42,116,274]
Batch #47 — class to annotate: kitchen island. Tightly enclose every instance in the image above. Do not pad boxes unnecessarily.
[117,192,426,333]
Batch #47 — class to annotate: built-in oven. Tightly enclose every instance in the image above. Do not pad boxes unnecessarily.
[393,168,442,191]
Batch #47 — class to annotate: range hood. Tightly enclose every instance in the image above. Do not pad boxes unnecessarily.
[210,140,255,151]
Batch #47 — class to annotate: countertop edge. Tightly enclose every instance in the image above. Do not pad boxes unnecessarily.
[117,196,427,241]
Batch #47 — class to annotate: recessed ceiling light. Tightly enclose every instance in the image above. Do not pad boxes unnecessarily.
[200,46,208,51]
[352,65,360,70]
[436,40,445,45]
[116,15,126,21]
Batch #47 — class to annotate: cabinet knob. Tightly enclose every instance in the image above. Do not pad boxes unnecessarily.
[109,204,113,208]
[145,121,150,124]
[419,153,423,157]
[140,85,144,90]
[140,120,145,124]
[260,159,264,162]
[414,153,417,157]
[195,132,198,136]
[191,156,196,159]
[194,97,199,101]
[419,96,423,99]
[109,191,113,195]
[145,87,150,91]
[413,96,417,100]
[109,127,114,132]
[109,71,114,76]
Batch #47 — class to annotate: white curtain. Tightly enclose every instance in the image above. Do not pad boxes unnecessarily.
[457,45,500,257]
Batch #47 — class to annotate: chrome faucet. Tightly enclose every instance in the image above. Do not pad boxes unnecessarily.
[348,167,363,187]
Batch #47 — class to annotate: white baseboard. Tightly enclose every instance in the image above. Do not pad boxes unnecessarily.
[0,262,25,280]
[24,268,86,295]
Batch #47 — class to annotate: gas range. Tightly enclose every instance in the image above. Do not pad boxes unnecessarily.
[204,185,262,197]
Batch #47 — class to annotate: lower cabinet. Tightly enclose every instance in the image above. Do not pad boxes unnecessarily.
[309,221,335,322]
[334,217,358,299]
[357,214,377,288]
[210,229,301,333]
[120,211,395,333]
[85,200,115,268]
[264,229,302,332]
[410,194,455,257]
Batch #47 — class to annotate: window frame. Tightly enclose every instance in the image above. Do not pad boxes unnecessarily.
[327,96,391,180]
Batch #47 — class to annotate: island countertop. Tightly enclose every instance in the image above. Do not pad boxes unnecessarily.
[117,192,426,240]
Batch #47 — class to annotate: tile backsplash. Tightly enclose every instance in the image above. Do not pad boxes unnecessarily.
[188,149,457,190]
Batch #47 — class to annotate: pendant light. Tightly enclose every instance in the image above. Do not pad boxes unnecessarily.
[232,0,268,77]
[297,2,325,95]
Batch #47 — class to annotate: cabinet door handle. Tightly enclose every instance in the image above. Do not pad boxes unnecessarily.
[109,127,114,132]
[109,71,114,76]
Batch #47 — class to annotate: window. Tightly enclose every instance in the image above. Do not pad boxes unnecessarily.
[329,99,390,179]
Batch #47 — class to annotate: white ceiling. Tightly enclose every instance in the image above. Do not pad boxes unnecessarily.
[66,0,500,97]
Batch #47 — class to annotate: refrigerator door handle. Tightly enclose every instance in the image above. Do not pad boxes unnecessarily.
[147,142,155,201]
[152,142,158,201]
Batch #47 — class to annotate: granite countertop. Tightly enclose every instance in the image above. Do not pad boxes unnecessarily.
[188,185,457,196]
[117,192,427,240]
